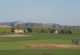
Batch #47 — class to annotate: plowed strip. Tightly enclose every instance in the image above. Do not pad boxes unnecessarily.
[25,44,80,48]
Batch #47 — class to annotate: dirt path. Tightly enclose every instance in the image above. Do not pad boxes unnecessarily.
[0,34,32,37]
[25,44,80,48]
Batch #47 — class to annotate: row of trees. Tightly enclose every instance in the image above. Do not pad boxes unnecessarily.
[26,27,72,34]
[0,22,72,34]
[9,22,74,34]
[0,28,72,34]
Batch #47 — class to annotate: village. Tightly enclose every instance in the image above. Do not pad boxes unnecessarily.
[0,21,74,34]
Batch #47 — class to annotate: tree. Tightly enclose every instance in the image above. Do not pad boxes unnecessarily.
[49,29,55,33]
[27,28,32,32]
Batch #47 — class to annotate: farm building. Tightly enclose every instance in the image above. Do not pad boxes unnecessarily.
[11,22,27,34]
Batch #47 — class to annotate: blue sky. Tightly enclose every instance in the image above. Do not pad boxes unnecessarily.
[0,0,80,25]
[64,0,80,25]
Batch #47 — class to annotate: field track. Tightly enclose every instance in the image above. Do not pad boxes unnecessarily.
[25,44,80,48]
[0,34,32,37]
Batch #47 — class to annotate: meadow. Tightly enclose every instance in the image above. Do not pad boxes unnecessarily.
[0,33,80,55]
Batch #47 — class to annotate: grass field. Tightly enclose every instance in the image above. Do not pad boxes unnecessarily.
[0,33,80,55]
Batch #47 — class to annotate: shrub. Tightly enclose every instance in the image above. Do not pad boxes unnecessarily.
[49,29,55,33]
[27,28,32,32]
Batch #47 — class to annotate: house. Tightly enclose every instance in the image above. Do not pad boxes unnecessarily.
[11,22,25,34]
[14,29,24,34]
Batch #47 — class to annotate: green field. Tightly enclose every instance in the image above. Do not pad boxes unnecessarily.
[0,33,80,55]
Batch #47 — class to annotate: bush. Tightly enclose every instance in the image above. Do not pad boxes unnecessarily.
[72,39,80,45]
[49,29,55,33]
[27,28,32,32]
[59,29,72,34]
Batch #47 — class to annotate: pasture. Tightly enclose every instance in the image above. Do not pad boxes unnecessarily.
[0,33,80,55]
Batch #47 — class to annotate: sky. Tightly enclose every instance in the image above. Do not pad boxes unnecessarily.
[64,0,80,26]
[0,0,80,25]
